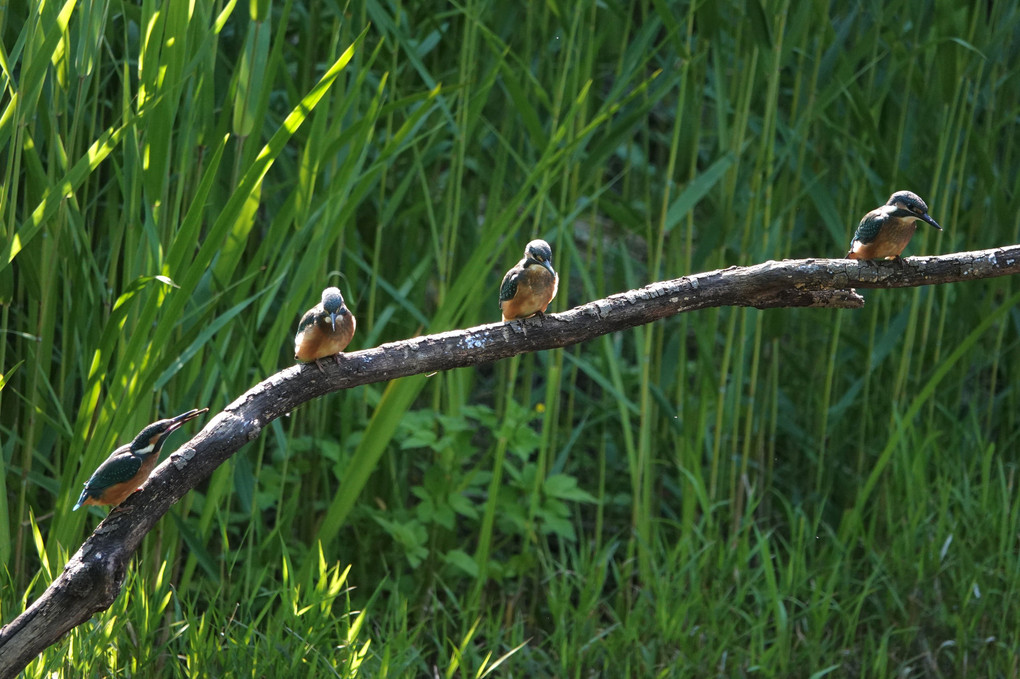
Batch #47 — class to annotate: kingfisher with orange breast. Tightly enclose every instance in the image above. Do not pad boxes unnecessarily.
[499,239,558,321]
[847,191,942,260]
[294,286,357,370]
[73,408,208,510]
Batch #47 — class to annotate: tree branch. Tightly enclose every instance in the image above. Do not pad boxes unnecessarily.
[2,244,1018,677]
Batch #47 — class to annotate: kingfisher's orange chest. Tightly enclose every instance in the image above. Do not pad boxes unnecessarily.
[88,452,160,506]
[501,265,557,320]
[294,313,357,361]
[852,221,918,260]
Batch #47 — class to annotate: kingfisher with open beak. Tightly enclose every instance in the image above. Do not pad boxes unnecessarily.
[73,408,208,510]
[294,286,357,370]
[846,191,942,260]
[499,239,559,321]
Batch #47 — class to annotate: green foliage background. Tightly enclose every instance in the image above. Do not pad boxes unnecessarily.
[2,0,1019,675]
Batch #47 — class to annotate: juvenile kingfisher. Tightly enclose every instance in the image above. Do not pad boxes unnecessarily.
[73,408,208,511]
[499,239,559,321]
[846,190,942,260]
[294,286,357,370]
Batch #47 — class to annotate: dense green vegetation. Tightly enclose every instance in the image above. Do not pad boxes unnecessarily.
[3,1,1019,675]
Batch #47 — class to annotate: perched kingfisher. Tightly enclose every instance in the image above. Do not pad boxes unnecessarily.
[294,286,357,370]
[499,239,559,321]
[846,190,942,260]
[73,408,208,511]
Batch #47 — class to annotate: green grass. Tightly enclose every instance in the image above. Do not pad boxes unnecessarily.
[3,0,1020,676]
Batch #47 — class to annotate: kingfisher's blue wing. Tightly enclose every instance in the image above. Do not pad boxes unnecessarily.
[296,306,320,333]
[851,209,889,245]
[499,267,521,306]
[87,449,144,489]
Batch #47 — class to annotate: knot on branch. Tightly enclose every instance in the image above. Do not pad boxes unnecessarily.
[64,548,125,611]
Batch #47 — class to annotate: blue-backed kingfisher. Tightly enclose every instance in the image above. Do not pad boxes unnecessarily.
[499,239,559,321]
[73,408,208,510]
[847,191,942,260]
[294,286,357,370]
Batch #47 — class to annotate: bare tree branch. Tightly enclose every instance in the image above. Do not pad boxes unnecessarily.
[2,244,1019,677]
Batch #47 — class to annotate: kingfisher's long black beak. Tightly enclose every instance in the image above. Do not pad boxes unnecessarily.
[541,261,556,277]
[330,311,338,332]
[920,213,942,231]
[166,408,209,433]
[148,408,208,449]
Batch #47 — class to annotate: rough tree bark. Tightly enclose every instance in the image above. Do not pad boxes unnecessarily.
[2,245,1019,677]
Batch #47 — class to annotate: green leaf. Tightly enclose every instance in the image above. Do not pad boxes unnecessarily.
[232,19,271,137]
[442,549,480,578]
[544,474,598,503]
[663,152,737,233]
[448,492,479,520]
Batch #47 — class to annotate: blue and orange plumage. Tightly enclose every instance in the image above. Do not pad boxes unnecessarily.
[73,408,208,510]
[499,239,559,321]
[294,286,357,370]
[847,191,942,261]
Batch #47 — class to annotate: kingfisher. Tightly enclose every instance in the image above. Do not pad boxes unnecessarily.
[499,239,559,321]
[294,286,357,370]
[73,408,208,511]
[846,190,942,260]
